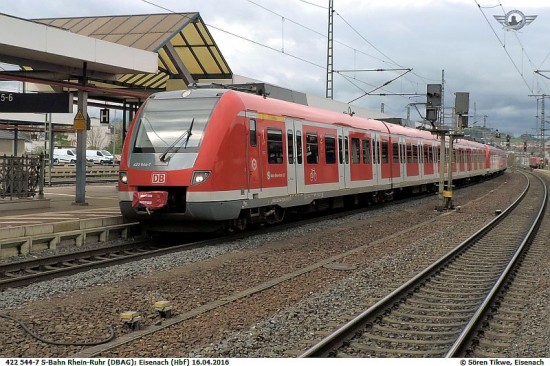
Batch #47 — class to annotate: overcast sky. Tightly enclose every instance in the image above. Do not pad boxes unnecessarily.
[2,0,550,136]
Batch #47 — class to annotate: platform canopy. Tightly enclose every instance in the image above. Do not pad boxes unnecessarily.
[34,13,233,92]
[0,13,158,78]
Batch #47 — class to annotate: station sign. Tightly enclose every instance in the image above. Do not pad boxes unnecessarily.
[0,92,73,113]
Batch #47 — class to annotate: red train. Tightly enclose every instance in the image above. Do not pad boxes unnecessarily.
[118,88,508,232]
[529,156,545,169]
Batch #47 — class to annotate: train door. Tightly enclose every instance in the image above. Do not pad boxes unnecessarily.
[246,114,261,198]
[418,141,424,178]
[379,135,392,182]
[391,137,403,186]
[372,133,380,185]
[285,118,302,195]
[338,128,349,189]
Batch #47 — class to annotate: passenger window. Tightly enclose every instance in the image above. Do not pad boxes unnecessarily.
[297,131,303,164]
[249,119,257,147]
[267,128,283,164]
[406,144,413,163]
[287,129,294,164]
[392,142,399,163]
[306,133,319,164]
[412,145,418,163]
[325,135,336,164]
[351,138,360,164]
[381,141,389,164]
[362,139,371,164]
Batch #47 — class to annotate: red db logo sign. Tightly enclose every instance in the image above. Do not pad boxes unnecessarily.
[152,172,166,184]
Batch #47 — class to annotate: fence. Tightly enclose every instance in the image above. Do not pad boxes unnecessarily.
[0,154,44,199]
[46,165,119,184]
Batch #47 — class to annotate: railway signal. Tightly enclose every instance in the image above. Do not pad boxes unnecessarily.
[426,84,442,123]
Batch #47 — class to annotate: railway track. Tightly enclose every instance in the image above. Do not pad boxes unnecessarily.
[0,186,438,291]
[300,171,546,358]
[0,239,213,290]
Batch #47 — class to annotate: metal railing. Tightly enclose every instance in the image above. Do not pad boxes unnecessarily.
[0,154,44,199]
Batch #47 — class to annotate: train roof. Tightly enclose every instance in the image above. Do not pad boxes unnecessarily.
[147,88,501,151]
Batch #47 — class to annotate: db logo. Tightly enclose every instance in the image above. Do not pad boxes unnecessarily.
[152,172,166,184]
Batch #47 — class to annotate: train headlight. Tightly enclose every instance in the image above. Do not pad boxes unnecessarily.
[119,171,128,184]
[191,171,211,185]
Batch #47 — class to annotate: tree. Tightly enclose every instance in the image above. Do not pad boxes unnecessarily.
[87,126,109,149]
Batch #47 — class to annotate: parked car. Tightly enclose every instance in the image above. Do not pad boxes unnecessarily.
[53,148,77,164]
[86,149,114,164]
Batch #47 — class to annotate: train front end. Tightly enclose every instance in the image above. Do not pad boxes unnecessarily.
[118,89,245,232]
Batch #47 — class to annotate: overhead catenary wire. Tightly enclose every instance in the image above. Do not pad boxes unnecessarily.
[138,0,440,108]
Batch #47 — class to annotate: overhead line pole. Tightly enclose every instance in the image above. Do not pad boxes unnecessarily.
[528,93,548,162]
[326,0,334,99]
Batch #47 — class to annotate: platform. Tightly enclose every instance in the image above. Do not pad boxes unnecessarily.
[0,183,140,259]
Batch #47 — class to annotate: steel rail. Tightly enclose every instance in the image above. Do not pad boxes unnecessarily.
[300,171,535,358]
[445,172,547,357]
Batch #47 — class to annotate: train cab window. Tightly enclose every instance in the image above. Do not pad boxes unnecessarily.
[325,135,336,164]
[296,131,303,164]
[381,141,389,164]
[338,136,344,164]
[392,142,399,163]
[267,128,283,164]
[306,133,319,164]
[249,119,257,147]
[362,139,371,164]
[287,129,294,164]
[351,138,360,164]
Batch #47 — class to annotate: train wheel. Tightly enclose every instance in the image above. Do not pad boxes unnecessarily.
[226,218,248,233]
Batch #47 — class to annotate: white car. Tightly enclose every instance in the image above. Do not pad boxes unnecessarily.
[53,148,77,164]
[86,149,114,164]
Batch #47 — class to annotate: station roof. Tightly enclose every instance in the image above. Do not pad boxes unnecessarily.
[34,13,233,91]
[0,13,158,76]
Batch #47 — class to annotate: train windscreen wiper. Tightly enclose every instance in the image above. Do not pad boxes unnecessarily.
[159,118,194,162]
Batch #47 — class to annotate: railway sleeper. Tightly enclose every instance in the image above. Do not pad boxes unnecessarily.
[399,303,475,314]
[344,342,445,356]
[360,332,453,345]
[389,310,472,322]
[477,337,513,349]
[372,323,461,337]
[382,316,465,329]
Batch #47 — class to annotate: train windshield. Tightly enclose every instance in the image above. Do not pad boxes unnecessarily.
[133,97,218,153]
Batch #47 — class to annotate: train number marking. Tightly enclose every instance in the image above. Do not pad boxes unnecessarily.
[152,172,166,184]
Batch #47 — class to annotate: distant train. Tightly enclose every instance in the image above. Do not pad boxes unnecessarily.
[529,156,545,169]
[118,88,508,232]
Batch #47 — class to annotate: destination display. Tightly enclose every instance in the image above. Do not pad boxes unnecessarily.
[0,92,72,113]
